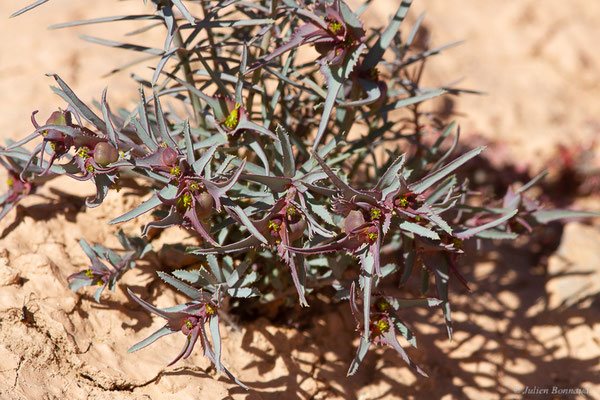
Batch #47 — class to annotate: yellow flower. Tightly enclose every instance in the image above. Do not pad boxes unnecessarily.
[170,166,181,177]
[376,300,390,312]
[224,103,241,129]
[397,195,408,208]
[268,220,281,232]
[77,147,90,158]
[205,303,216,315]
[177,192,193,210]
[375,318,390,333]
[328,20,342,33]
[370,208,382,220]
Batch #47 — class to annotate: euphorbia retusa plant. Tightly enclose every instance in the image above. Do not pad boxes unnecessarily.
[2,0,597,390]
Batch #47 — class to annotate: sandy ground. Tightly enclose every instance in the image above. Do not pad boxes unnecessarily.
[1,0,599,399]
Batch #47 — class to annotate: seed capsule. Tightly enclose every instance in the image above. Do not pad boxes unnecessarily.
[288,218,307,242]
[93,142,119,166]
[195,192,214,220]
[161,147,178,166]
[45,110,67,126]
[344,210,365,233]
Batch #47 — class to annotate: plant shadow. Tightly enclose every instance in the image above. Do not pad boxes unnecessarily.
[214,226,600,399]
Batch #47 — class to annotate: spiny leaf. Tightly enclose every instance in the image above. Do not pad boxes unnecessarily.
[374,154,406,192]
[153,91,179,150]
[172,267,217,286]
[101,88,118,147]
[276,125,295,178]
[128,326,173,353]
[225,259,252,288]
[360,250,376,340]
[49,15,161,29]
[157,271,205,302]
[377,89,446,115]
[48,74,107,133]
[362,0,414,70]
[314,43,365,149]
[347,336,371,376]
[410,146,485,194]
[209,315,221,373]
[79,34,164,55]
[207,255,226,283]
[172,0,196,24]
[530,209,600,224]
[109,185,177,224]
[455,209,518,239]
[475,230,519,240]
[400,221,440,240]
[10,0,50,18]
[518,171,548,194]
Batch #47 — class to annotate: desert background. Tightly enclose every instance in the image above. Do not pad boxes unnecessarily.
[0,0,599,399]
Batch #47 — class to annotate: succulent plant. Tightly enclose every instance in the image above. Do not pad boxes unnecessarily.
[2,0,597,389]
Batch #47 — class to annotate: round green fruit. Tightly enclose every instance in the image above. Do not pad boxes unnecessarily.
[93,142,119,166]
[195,192,214,220]
[161,147,178,166]
[344,210,365,233]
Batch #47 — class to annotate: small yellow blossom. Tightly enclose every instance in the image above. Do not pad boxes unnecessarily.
[374,318,390,333]
[205,303,216,315]
[370,208,382,220]
[328,20,342,33]
[170,166,181,177]
[224,103,242,129]
[77,147,90,158]
[178,192,193,210]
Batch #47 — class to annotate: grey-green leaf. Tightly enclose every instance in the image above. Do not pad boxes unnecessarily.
[399,221,440,240]
[530,209,600,224]
[362,0,414,70]
[410,146,485,194]
[10,0,50,18]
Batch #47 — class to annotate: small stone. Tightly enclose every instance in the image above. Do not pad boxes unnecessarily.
[0,250,20,286]
[0,265,21,286]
